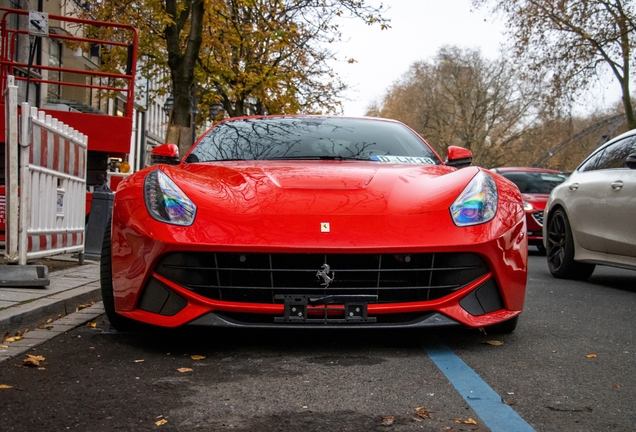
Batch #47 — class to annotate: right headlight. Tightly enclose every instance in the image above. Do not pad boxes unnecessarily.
[144,169,197,226]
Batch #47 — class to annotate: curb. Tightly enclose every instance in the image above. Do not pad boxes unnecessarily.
[0,282,102,336]
[0,301,105,364]
[0,262,102,337]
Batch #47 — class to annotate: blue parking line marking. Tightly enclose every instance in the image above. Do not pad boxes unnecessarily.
[425,343,535,432]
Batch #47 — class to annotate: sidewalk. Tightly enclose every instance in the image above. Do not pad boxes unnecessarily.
[0,255,103,339]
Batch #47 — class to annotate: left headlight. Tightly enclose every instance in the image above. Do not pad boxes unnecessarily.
[144,169,197,226]
[450,171,498,226]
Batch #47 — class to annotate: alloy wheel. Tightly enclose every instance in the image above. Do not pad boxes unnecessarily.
[546,211,566,271]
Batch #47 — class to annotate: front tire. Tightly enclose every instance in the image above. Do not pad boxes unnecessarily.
[546,209,595,280]
[101,217,144,332]
[485,316,518,334]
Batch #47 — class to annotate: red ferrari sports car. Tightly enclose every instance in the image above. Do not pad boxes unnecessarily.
[102,116,527,332]
[490,167,567,253]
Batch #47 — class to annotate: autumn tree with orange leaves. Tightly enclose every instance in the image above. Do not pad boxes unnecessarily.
[75,0,388,148]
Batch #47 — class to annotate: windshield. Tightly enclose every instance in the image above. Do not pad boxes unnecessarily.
[186,117,442,164]
[500,171,567,194]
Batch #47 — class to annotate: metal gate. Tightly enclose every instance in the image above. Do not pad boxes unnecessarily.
[4,76,87,265]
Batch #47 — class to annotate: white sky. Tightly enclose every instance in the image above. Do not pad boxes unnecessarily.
[329,0,621,117]
[330,0,506,116]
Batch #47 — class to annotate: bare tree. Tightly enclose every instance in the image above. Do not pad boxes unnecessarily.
[473,0,636,129]
[372,46,540,167]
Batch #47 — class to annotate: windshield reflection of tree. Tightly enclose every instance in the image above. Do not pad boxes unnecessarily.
[188,118,437,162]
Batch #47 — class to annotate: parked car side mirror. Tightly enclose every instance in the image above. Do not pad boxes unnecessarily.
[150,143,180,166]
[626,152,636,169]
[445,146,473,168]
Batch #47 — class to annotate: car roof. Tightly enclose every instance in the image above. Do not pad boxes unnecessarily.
[575,127,636,170]
[491,167,563,174]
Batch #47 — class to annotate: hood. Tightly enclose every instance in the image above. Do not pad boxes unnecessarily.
[163,161,480,216]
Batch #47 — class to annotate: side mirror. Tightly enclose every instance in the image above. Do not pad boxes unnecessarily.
[150,143,180,166]
[626,152,636,169]
[445,146,473,169]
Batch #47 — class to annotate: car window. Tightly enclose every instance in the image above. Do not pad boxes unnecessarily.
[594,137,636,170]
[187,117,442,164]
[578,148,606,172]
[500,172,567,193]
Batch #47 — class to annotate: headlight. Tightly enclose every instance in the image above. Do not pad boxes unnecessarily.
[523,201,534,211]
[450,171,498,226]
[144,169,197,226]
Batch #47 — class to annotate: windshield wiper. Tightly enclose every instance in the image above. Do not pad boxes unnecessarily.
[269,155,368,161]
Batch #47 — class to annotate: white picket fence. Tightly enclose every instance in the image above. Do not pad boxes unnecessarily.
[4,76,87,265]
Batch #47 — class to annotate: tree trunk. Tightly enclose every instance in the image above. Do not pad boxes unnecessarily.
[621,81,636,130]
[164,0,204,154]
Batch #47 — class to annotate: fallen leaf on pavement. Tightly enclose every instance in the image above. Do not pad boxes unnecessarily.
[0,384,13,389]
[380,415,395,426]
[86,322,97,328]
[614,384,622,389]
[484,340,504,346]
[586,354,597,358]
[155,419,168,426]
[76,302,95,312]
[4,330,24,343]
[0,345,8,349]
[191,355,206,361]
[23,354,45,367]
[414,406,433,419]
[177,368,193,373]
[456,418,478,425]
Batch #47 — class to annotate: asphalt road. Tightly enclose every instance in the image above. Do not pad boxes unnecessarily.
[1,250,635,431]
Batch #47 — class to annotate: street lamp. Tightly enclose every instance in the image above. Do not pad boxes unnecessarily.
[162,93,174,116]
[190,85,200,145]
[210,102,224,121]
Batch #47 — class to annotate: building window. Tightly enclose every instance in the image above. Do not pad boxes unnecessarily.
[115,97,126,117]
[47,40,62,101]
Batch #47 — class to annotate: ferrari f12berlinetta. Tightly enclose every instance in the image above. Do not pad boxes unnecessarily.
[102,116,527,333]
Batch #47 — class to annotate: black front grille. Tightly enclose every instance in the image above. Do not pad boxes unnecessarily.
[532,211,544,226]
[155,252,489,304]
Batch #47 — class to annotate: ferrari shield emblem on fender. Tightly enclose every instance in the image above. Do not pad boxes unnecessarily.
[321,222,330,232]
